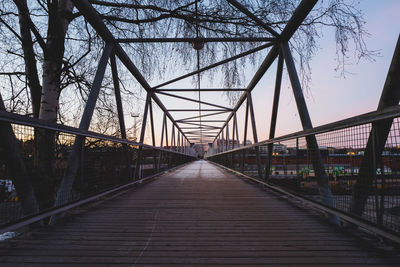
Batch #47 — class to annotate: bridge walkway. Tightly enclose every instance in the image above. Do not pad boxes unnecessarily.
[0,161,398,266]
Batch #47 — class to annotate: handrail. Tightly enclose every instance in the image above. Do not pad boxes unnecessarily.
[206,105,400,157]
[0,110,195,157]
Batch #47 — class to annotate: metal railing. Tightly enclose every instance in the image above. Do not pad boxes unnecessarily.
[206,106,400,241]
[0,111,196,231]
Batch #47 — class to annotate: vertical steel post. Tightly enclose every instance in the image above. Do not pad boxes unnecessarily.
[171,125,175,151]
[134,92,151,180]
[110,52,127,139]
[241,99,250,173]
[158,113,166,170]
[217,134,220,153]
[164,116,169,148]
[177,131,181,152]
[235,113,240,148]
[160,113,166,148]
[265,51,284,180]
[221,129,225,152]
[53,43,113,209]
[232,114,236,149]
[281,42,338,224]
[149,100,156,147]
[231,115,236,166]
[296,137,300,186]
[148,99,158,172]
[110,51,131,180]
[247,92,263,179]
[225,123,230,151]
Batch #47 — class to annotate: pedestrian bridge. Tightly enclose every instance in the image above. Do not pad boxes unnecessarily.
[1,160,398,266]
[1,0,400,265]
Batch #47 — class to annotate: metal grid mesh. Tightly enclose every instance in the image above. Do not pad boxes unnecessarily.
[208,117,400,233]
[0,123,194,227]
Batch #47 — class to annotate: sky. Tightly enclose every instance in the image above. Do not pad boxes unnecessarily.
[130,0,400,146]
[252,0,400,140]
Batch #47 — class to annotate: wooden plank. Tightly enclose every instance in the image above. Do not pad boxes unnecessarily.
[0,161,398,266]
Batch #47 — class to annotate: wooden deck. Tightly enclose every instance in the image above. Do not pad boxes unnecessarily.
[0,160,398,266]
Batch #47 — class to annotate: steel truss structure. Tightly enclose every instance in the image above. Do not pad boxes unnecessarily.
[68,0,338,218]
[1,0,399,242]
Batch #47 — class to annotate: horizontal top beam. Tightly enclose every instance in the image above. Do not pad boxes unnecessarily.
[156,88,246,92]
[168,109,232,112]
[117,37,275,43]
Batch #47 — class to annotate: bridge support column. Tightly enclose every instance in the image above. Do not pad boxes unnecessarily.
[281,42,338,225]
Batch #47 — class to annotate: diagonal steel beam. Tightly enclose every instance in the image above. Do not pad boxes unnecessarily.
[225,0,279,37]
[157,88,246,92]
[177,111,229,121]
[177,121,222,128]
[156,91,231,110]
[169,109,232,112]
[153,43,273,89]
[53,43,113,210]
[282,41,338,224]
[182,120,226,123]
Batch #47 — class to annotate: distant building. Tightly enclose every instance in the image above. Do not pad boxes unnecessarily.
[243,140,252,146]
[259,144,287,154]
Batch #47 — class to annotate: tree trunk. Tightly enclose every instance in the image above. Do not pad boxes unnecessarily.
[16,0,42,118]
[34,0,74,210]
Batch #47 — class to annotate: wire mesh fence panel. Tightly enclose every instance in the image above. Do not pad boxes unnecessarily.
[207,117,400,234]
[0,121,195,227]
